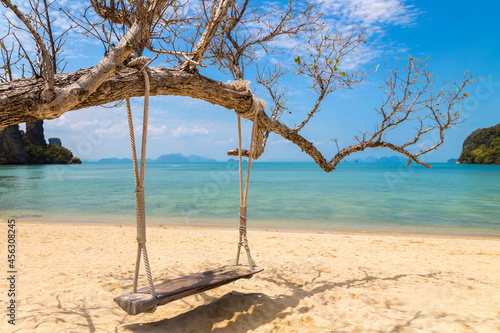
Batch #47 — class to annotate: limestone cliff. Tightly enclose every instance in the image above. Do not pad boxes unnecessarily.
[26,120,46,147]
[0,125,27,164]
[48,138,62,147]
[0,123,81,165]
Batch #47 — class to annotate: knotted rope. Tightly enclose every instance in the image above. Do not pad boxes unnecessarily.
[235,112,258,270]
[126,56,157,299]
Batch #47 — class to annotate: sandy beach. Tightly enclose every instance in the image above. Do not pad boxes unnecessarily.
[1,222,499,332]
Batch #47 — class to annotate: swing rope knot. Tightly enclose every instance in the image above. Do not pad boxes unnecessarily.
[239,206,247,223]
[126,54,158,72]
[125,54,149,69]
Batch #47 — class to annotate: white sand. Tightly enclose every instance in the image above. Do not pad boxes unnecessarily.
[1,222,499,332]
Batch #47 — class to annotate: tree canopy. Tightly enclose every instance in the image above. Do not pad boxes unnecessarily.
[0,0,478,171]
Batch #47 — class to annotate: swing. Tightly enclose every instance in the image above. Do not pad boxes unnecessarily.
[113,62,262,316]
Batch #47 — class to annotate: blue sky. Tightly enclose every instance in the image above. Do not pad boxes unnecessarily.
[14,0,499,163]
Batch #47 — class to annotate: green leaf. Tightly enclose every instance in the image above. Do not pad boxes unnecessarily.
[327,59,333,64]
[310,64,313,67]
[294,56,301,65]
[375,64,379,72]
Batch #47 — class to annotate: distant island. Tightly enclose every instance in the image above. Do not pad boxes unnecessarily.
[98,155,415,164]
[99,158,156,164]
[348,155,409,163]
[0,121,81,165]
[155,153,216,163]
[458,123,500,164]
[99,153,216,163]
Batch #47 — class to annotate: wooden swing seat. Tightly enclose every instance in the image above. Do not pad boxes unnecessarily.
[114,265,263,315]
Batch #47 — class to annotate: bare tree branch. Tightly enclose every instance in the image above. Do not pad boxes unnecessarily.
[1,0,55,91]
[293,26,368,132]
[0,38,17,82]
[176,0,232,72]
[210,0,321,79]
[229,58,478,170]
[256,63,289,120]
[89,0,135,25]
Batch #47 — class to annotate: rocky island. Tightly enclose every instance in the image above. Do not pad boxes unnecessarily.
[458,123,500,164]
[0,120,81,165]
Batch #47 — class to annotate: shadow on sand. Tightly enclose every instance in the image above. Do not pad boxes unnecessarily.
[121,270,443,332]
[18,269,445,332]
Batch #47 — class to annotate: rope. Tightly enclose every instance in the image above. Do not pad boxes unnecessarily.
[126,61,157,298]
[132,243,141,292]
[126,98,139,186]
[235,112,259,269]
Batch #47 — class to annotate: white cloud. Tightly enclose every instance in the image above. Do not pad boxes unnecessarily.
[99,120,127,136]
[306,0,419,71]
[340,43,381,70]
[171,124,213,138]
[44,114,71,128]
[320,0,418,28]
[269,139,292,146]
[148,124,168,136]
[70,119,99,131]
[257,0,419,78]
[216,138,236,145]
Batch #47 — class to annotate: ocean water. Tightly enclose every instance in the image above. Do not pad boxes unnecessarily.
[0,162,499,236]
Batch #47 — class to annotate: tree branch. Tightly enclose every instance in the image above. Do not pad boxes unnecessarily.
[293,26,368,132]
[177,0,232,72]
[89,0,135,25]
[229,58,478,171]
[1,0,55,90]
[0,66,254,127]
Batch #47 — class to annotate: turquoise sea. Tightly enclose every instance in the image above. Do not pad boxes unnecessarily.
[0,162,499,236]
